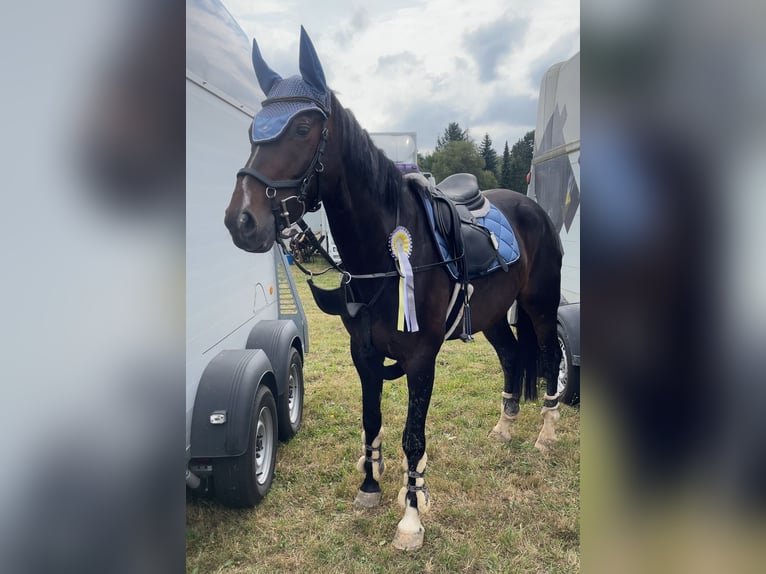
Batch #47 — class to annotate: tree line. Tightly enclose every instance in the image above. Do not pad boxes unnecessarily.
[418,122,534,194]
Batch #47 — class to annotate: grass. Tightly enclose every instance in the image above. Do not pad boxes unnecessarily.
[186,261,580,573]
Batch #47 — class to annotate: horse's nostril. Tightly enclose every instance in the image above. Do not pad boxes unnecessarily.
[238,210,256,235]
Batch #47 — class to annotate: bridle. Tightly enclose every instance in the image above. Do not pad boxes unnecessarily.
[236,98,329,237]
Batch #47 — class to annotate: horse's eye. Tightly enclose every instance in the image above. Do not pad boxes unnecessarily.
[295,124,311,137]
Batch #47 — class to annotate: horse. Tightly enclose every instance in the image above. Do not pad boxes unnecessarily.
[224,27,563,551]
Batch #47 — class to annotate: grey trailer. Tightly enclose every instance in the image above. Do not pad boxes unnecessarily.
[528,52,580,405]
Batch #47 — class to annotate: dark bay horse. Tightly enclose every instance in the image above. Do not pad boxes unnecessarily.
[225,27,563,551]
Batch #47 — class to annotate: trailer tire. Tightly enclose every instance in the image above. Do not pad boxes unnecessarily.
[213,384,277,507]
[557,323,580,406]
[277,347,304,441]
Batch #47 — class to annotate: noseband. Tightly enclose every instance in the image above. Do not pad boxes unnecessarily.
[237,115,329,236]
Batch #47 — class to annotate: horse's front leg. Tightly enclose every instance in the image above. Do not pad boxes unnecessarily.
[350,337,386,508]
[392,353,436,551]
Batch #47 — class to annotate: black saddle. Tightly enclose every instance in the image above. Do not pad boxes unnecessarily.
[426,173,508,280]
[435,173,486,212]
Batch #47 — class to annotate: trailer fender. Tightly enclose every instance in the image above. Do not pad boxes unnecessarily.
[557,302,580,366]
[246,320,303,398]
[190,349,276,458]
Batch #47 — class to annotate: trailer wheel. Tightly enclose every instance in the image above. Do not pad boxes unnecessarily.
[277,347,304,441]
[557,323,580,406]
[213,384,277,507]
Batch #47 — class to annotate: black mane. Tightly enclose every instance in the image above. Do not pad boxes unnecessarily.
[331,93,402,209]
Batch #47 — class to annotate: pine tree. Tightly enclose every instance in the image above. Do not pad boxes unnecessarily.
[508,130,535,194]
[478,133,498,176]
[500,141,512,189]
[417,152,433,173]
[435,122,469,151]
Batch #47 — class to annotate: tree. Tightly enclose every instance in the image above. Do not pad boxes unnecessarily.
[417,151,433,173]
[478,168,498,190]
[429,140,496,189]
[478,133,498,176]
[430,141,481,181]
[435,122,469,152]
[499,141,512,189]
[508,130,534,194]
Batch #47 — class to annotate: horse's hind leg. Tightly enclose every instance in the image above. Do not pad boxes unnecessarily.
[484,318,523,442]
[520,298,563,451]
[350,338,386,508]
[535,344,562,451]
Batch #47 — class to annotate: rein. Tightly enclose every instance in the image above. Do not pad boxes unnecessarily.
[278,218,343,277]
[282,181,462,283]
[283,219,462,284]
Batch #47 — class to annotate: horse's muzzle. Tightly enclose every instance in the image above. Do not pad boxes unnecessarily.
[237,210,256,236]
[225,208,273,253]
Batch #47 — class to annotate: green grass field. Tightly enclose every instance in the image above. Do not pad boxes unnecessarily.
[186,262,580,573]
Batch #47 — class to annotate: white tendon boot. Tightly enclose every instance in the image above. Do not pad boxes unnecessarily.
[490,392,518,442]
[354,430,384,508]
[393,453,429,551]
[534,394,561,451]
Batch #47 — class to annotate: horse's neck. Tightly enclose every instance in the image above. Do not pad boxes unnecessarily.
[323,176,396,273]
[323,103,402,272]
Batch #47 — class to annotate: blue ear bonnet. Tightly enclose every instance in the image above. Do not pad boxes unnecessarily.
[251,76,330,143]
[250,27,331,144]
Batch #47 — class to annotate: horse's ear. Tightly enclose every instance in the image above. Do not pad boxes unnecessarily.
[299,26,328,94]
[252,37,282,95]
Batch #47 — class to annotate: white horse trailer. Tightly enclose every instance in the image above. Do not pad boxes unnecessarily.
[186,0,308,507]
[528,52,580,405]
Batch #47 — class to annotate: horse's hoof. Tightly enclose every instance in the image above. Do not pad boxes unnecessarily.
[392,526,424,551]
[353,490,382,509]
[489,426,512,442]
[534,437,554,452]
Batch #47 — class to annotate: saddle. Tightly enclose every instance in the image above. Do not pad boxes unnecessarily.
[408,173,519,282]
[435,173,487,212]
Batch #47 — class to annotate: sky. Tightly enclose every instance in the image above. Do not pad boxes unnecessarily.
[222,0,579,155]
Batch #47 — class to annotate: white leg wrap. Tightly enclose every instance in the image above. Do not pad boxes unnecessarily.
[397,455,409,508]
[534,398,560,451]
[356,430,384,480]
[397,453,430,514]
[392,454,428,551]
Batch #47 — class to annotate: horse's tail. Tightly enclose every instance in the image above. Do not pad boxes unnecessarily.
[516,305,539,401]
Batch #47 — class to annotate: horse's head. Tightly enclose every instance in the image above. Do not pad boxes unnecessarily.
[225,27,332,253]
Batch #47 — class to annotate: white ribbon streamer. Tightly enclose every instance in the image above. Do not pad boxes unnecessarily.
[395,242,419,332]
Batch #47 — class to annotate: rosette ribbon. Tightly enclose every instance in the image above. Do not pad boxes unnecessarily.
[389,227,419,332]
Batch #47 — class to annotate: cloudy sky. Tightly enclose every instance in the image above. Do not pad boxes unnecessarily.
[222,0,579,155]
